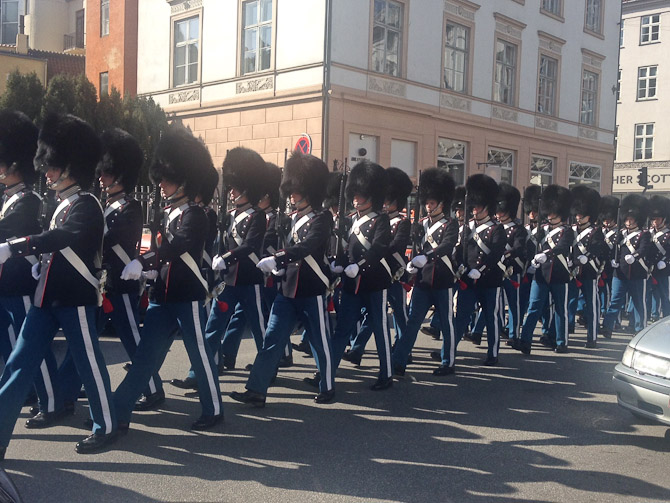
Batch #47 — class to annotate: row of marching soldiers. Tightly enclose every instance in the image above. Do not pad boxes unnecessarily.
[0,109,665,462]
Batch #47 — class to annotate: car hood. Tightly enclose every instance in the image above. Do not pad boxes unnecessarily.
[631,317,670,357]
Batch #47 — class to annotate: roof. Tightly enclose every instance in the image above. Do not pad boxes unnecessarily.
[28,49,85,81]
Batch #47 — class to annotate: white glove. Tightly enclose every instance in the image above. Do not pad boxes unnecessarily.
[31,261,40,280]
[257,256,277,274]
[467,269,481,280]
[657,260,667,270]
[578,255,588,265]
[142,270,158,281]
[272,268,286,277]
[0,243,11,265]
[411,255,428,268]
[533,253,548,264]
[611,259,620,268]
[212,255,227,271]
[120,259,143,281]
[406,262,418,275]
[530,259,540,269]
[344,263,359,278]
[624,254,635,265]
[330,261,344,274]
[526,264,536,274]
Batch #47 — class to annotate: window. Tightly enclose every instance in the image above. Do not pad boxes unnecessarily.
[487,148,514,184]
[443,22,469,93]
[100,0,110,37]
[620,24,624,47]
[530,156,554,186]
[372,0,403,77]
[1,0,19,45]
[100,72,109,96]
[585,0,602,34]
[617,68,621,101]
[494,39,517,106]
[569,162,601,190]
[173,16,200,87]
[580,69,598,126]
[537,55,558,115]
[634,123,654,160]
[391,140,416,178]
[242,0,272,75]
[541,0,561,16]
[637,66,657,100]
[437,138,466,185]
[640,14,660,44]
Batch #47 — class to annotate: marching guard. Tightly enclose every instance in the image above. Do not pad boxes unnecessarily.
[648,196,670,319]
[393,168,458,376]
[113,126,223,431]
[598,196,619,319]
[232,152,334,406]
[515,185,574,354]
[0,113,118,457]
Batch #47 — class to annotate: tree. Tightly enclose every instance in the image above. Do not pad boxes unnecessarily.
[0,70,44,121]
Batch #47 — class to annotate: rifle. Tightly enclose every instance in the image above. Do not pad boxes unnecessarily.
[275,148,289,251]
[613,202,622,265]
[410,170,422,258]
[147,182,162,252]
[334,158,348,263]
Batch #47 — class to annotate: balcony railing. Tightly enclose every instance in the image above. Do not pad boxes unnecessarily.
[63,32,84,51]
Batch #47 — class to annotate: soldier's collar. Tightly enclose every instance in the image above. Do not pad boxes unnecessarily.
[429,211,444,222]
[106,191,126,206]
[57,184,81,200]
[235,202,252,212]
[4,182,26,197]
[264,206,275,215]
[474,215,491,225]
[357,207,374,217]
[165,195,189,210]
[578,221,592,231]
[387,210,400,219]
[297,205,313,218]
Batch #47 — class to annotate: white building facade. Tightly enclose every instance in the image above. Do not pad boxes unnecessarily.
[137,0,619,191]
[613,0,670,197]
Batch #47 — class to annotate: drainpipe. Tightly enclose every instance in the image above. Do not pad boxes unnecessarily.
[611,1,624,197]
[321,0,333,166]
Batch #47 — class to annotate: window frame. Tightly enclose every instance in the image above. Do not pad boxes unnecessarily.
[170,12,203,89]
[634,123,654,161]
[100,0,110,37]
[0,0,19,45]
[530,155,555,186]
[437,137,468,186]
[540,0,563,21]
[537,52,559,116]
[240,0,275,76]
[493,37,518,107]
[579,68,599,126]
[640,14,660,45]
[617,68,621,102]
[637,65,658,101]
[99,72,109,96]
[487,147,515,185]
[584,0,604,36]
[442,18,471,94]
[370,0,407,79]
[569,161,601,191]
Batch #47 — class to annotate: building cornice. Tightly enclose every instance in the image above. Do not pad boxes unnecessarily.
[622,0,670,15]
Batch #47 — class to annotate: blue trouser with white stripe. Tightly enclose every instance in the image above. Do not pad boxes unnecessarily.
[569,279,600,342]
[0,305,116,447]
[602,276,647,333]
[108,293,161,396]
[520,277,569,348]
[209,284,267,364]
[504,274,522,340]
[393,285,455,369]
[599,275,612,316]
[114,301,222,423]
[0,296,59,414]
[650,275,670,319]
[246,293,333,394]
[332,289,393,381]
[348,281,408,358]
[456,285,502,359]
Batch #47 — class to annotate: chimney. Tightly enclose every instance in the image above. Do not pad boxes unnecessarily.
[16,34,29,54]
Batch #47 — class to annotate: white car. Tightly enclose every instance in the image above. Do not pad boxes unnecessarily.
[613,318,670,426]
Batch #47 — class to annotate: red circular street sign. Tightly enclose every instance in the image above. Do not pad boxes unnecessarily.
[295,134,312,154]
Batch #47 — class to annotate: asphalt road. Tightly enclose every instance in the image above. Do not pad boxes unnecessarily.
[2,322,670,503]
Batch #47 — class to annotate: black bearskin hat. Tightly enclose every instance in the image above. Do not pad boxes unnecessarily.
[97,128,143,191]
[262,162,282,209]
[222,147,267,206]
[345,160,387,211]
[419,168,455,209]
[323,171,343,210]
[466,173,499,215]
[570,185,600,221]
[524,185,541,215]
[452,185,465,212]
[648,195,670,221]
[385,167,413,211]
[198,164,220,206]
[149,125,213,201]
[598,195,619,222]
[0,110,38,185]
[540,184,572,221]
[34,113,101,189]
[621,194,649,226]
[496,182,520,218]
[280,151,329,208]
